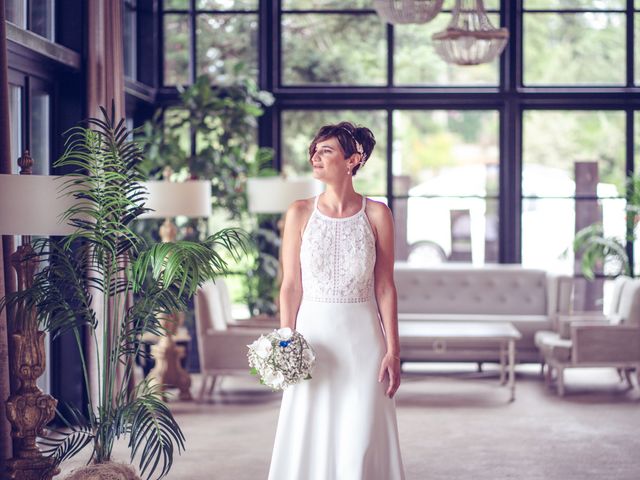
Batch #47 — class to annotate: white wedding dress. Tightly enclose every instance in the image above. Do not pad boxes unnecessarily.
[268,194,405,480]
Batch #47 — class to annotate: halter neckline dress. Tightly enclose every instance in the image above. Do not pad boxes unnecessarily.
[268,194,406,480]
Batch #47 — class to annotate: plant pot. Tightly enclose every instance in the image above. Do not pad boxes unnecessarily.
[62,462,141,480]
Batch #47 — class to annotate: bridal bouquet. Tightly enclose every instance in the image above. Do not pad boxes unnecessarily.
[247,327,316,391]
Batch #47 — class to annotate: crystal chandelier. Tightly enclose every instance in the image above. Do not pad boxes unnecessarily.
[432,0,509,65]
[374,0,444,25]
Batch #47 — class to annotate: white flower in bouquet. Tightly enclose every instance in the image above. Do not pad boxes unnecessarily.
[247,328,316,391]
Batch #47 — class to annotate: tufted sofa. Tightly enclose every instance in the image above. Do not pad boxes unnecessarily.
[394,263,573,363]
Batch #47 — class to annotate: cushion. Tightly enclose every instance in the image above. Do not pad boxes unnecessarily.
[538,336,573,363]
[534,330,559,349]
[394,265,549,316]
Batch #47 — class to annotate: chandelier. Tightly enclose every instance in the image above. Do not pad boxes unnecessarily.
[432,0,509,65]
[374,0,444,25]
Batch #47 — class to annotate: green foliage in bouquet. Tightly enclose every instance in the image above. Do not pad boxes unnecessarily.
[1,106,249,479]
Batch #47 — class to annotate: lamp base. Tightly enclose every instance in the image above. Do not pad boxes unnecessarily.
[148,336,192,401]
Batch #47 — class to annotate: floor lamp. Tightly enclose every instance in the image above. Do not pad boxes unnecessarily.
[246,176,322,305]
[139,178,211,401]
[0,152,77,480]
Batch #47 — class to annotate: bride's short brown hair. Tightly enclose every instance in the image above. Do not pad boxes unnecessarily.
[308,121,376,176]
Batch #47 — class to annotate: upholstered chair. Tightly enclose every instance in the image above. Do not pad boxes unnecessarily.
[536,276,640,396]
[193,278,277,401]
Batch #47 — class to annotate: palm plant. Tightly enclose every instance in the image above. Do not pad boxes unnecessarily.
[572,174,640,279]
[1,106,249,479]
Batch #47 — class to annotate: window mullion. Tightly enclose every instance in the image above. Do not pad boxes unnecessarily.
[190,0,197,84]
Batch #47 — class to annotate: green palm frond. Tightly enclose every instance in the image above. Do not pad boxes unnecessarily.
[131,228,250,298]
[572,223,629,280]
[116,287,187,359]
[55,105,148,263]
[38,404,95,467]
[122,380,186,480]
[0,239,98,336]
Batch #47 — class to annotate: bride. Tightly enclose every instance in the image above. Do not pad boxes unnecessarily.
[268,122,406,480]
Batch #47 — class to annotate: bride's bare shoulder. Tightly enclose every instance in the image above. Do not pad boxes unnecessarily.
[364,197,392,222]
[284,197,315,234]
[286,197,314,218]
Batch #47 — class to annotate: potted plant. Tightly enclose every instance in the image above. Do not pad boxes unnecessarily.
[2,106,249,479]
[572,174,640,279]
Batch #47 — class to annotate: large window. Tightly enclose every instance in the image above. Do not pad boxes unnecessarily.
[157,1,640,273]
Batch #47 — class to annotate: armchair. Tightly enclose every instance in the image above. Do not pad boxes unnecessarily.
[193,278,277,401]
[535,276,640,396]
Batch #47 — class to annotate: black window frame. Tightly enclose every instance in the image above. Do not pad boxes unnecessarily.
[154,0,640,269]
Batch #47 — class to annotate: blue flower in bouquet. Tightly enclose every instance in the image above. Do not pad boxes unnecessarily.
[279,340,290,348]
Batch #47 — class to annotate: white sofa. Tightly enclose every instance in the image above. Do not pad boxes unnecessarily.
[394,264,572,363]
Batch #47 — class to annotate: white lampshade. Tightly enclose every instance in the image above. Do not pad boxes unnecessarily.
[139,180,212,219]
[0,174,78,236]
[246,177,323,214]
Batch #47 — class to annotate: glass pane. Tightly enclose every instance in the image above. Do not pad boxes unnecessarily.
[164,0,189,10]
[164,14,190,85]
[522,110,626,197]
[197,0,258,9]
[196,14,258,80]
[392,110,500,196]
[281,14,387,86]
[6,0,26,28]
[524,13,626,85]
[164,108,191,155]
[9,85,23,174]
[442,0,500,9]
[525,0,625,8]
[280,110,388,195]
[395,13,500,86]
[29,0,54,40]
[124,2,137,78]
[400,197,498,265]
[522,198,625,274]
[283,0,372,9]
[394,110,499,266]
[31,90,50,175]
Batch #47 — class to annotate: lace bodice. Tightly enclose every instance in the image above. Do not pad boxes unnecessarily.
[299,194,376,303]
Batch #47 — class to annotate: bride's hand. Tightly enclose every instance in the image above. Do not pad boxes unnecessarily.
[378,352,401,398]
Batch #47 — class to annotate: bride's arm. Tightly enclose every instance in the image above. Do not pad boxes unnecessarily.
[371,202,401,398]
[279,201,305,330]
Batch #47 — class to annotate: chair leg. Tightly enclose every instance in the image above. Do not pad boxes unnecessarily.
[198,373,211,402]
[544,363,553,387]
[207,375,219,396]
[557,367,566,397]
[624,368,634,389]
